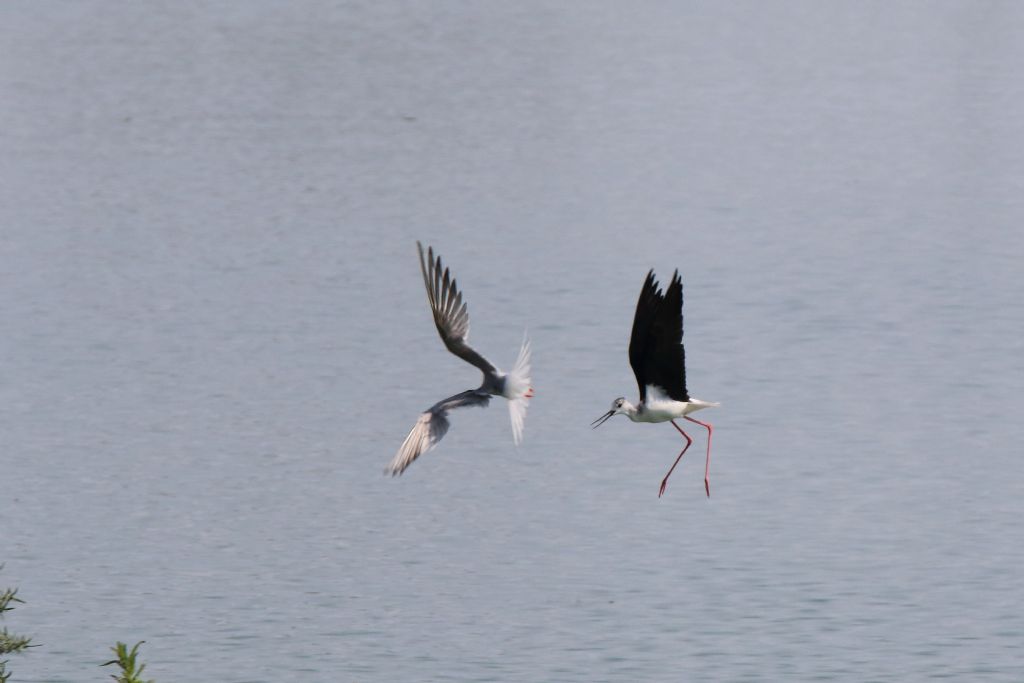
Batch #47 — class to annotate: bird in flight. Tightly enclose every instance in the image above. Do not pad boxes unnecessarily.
[386,242,533,476]
[592,270,718,497]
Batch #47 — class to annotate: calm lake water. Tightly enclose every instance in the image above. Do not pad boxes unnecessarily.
[2,2,1023,681]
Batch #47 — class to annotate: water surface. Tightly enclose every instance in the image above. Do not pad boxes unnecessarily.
[2,2,1023,681]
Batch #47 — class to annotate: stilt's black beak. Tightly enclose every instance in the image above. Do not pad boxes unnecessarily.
[591,410,615,429]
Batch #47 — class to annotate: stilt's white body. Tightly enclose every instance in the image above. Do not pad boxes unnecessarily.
[622,392,719,424]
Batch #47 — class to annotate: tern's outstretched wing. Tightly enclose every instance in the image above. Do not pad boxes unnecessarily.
[386,389,491,476]
[418,242,497,376]
[628,270,688,403]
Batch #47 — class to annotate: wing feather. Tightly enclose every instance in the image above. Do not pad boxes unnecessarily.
[628,270,661,403]
[628,270,688,403]
[386,390,491,476]
[417,242,496,375]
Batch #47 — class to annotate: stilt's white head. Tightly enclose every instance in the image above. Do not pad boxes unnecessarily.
[591,397,629,428]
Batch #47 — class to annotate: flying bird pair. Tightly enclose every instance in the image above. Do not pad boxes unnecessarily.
[386,242,718,497]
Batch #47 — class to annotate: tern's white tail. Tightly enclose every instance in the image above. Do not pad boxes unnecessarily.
[505,333,532,445]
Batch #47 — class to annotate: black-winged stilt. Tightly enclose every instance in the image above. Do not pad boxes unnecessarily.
[592,270,719,498]
[386,242,533,476]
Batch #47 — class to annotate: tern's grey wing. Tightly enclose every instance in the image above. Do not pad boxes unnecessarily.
[386,389,491,476]
[417,242,497,376]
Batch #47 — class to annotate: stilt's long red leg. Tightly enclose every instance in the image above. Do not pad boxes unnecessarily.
[659,420,693,498]
[684,416,713,498]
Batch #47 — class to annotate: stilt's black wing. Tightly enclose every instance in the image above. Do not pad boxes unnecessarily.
[627,270,689,403]
[628,270,661,403]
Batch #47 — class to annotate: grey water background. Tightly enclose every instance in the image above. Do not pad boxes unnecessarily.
[2,2,1023,681]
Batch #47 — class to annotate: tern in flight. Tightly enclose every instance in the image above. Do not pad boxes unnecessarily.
[386,242,533,476]
[592,270,719,497]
